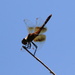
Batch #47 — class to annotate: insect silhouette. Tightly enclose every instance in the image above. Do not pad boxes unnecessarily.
[22,14,52,55]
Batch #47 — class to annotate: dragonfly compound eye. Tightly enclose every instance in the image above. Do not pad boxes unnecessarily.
[22,38,27,45]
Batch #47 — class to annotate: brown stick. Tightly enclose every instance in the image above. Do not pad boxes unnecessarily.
[22,46,56,75]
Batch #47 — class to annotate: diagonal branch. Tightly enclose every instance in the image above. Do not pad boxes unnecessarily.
[22,46,56,75]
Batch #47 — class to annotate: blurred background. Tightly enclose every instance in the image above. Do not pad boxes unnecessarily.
[0,0,75,75]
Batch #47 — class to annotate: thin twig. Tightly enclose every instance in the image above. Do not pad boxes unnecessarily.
[22,46,56,75]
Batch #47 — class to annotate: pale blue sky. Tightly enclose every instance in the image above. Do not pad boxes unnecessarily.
[0,0,75,75]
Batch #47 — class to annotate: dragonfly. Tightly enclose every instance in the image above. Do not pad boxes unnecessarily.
[21,14,52,55]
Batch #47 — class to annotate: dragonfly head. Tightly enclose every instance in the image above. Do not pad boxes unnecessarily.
[22,38,27,45]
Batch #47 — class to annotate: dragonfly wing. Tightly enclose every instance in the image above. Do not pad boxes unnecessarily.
[34,34,46,42]
[32,18,47,50]
[35,18,47,34]
[24,19,35,33]
[32,34,46,50]
[36,18,44,27]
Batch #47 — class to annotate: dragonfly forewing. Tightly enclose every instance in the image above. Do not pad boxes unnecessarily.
[24,19,35,33]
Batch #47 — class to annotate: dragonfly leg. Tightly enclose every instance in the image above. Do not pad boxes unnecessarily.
[25,43,31,49]
[31,42,37,55]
